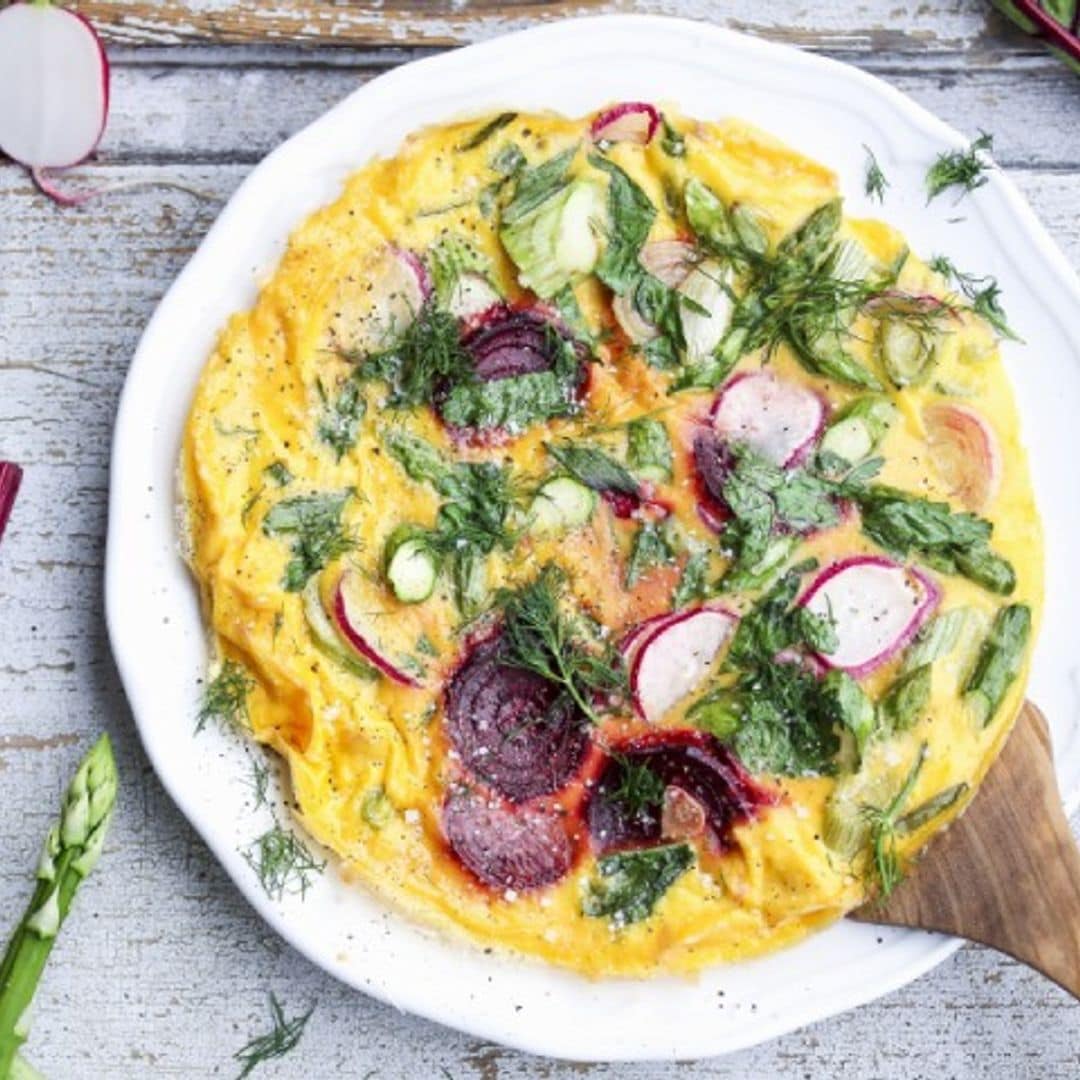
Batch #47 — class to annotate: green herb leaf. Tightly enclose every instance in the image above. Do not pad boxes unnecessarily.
[234,993,314,1080]
[605,757,666,815]
[242,826,325,902]
[501,145,578,225]
[626,417,673,482]
[820,669,877,763]
[863,145,889,203]
[546,442,639,496]
[589,153,657,294]
[673,547,711,609]
[660,115,686,157]
[861,742,927,899]
[316,378,365,461]
[925,131,994,202]
[263,461,293,488]
[456,111,517,152]
[197,659,254,734]
[928,254,1020,341]
[583,843,695,926]
[625,521,675,587]
[263,492,354,591]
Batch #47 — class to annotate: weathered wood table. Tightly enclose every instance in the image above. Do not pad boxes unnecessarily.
[1,2,1077,1076]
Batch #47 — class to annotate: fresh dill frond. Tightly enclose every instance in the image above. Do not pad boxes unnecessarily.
[925,131,994,203]
[354,303,475,410]
[242,825,325,902]
[928,254,1019,341]
[234,993,314,1079]
[863,145,889,203]
[197,660,254,734]
[245,758,272,809]
[496,564,626,723]
[607,757,665,814]
[861,742,928,900]
[316,377,366,461]
[262,491,355,591]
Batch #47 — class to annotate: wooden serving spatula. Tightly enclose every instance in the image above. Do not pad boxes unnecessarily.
[852,701,1080,997]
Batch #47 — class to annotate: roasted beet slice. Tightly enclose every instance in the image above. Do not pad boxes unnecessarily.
[443,788,572,891]
[461,305,587,384]
[586,730,776,854]
[691,428,732,530]
[444,636,590,803]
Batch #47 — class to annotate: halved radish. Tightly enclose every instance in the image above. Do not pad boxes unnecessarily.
[0,3,109,170]
[711,371,826,468]
[611,239,698,344]
[799,556,940,679]
[922,402,1001,512]
[331,569,423,687]
[631,606,738,722]
[590,102,660,145]
[334,245,431,355]
[679,259,733,363]
[447,271,501,322]
[619,609,682,665]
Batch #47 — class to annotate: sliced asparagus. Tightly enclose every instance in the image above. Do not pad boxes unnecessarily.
[0,735,118,1076]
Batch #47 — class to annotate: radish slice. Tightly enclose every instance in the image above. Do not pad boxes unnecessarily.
[619,609,682,665]
[711,371,826,468]
[680,259,733,363]
[335,245,431,355]
[0,4,109,170]
[447,271,500,322]
[631,606,738,722]
[590,102,660,145]
[923,403,1001,512]
[332,570,422,687]
[612,240,698,344]
[799,556,940,678]
[0,461,23,545]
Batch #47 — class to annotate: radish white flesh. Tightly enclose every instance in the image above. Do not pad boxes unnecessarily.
[332,572,421,687]
[619,609,682,666]
[679,259,733,363]
[590,102,660,145]
[447,271,500,322]
[338,246,431,354]
[711,371,825,468]
[800,556,940,678]
[612,240,698,344]
[922,402,1001,512]
[631,606,738,722]
[0,3,109,169]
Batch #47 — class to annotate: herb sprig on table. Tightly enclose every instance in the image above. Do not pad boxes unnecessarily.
[235,993,315,1079]
[925,131,994,202]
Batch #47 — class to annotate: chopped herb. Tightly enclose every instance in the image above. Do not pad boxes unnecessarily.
[545,442,639,496]
[263,461,293,488]
[672,547,711,609]
[316,378,365,461]
[625,521,675,587]
[861,743,927,899]
[553,284,599,346]
[263,492,354,592]
[416,633,439,658]
[606,757,665,815]
[246,759,272,809]
[197,659,254,734]
[491,142,526,178]
[583,843,695,926]
[819,669,877,764]
[361,787,393,829]
[925,131,994,202]
[242,825,325,902]
[456,111,517,152]
[496,564,626,723]
[234,993,314,1079]
[626,417,673,482]
[426,234,493,308]
[354,304,475,411]
[928,254,1019,341]
[589,153,657,295]
[501,145,578,225]
[863,145,889,203]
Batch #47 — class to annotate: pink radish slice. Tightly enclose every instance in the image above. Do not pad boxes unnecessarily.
[799,556,940,678]
[631,606,738,723]
[590,102,660,145]
[711,371,826,468]
[332,576,421,688]
[0,461,23,545]
[922,402,1001,512]
[619,609,683,665]
[343,245,431,354]
[0,4,109,169]
[612,239,698,344]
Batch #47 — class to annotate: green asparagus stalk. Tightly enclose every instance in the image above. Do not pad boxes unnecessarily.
[0,734,118,1077]
[964,604,1032,727]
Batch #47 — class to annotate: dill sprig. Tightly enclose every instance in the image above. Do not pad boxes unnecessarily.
[234,993,314,1079]
[496,565,626,724]
[925,131,994,203]
[262,491,355,592]
[860,742,928,899]
[607,757,665,814]
[245,758,272,809]
[863,145,889,203]
[353,303,475,410]
[928,254,1019,341]
[242,825,325,902]
[197,660,254,734]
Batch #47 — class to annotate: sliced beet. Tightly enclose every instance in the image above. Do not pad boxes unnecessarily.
[586,729,776,855]
[461,305,587,384]
[444,636,590,803]
[691,427,732,530]
[443,788,572,891]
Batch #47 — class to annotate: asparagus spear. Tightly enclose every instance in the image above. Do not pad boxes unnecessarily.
[964,604,1032,728]
[0,734,118,1077]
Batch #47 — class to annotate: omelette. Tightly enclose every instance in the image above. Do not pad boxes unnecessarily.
[180,105,1042,976]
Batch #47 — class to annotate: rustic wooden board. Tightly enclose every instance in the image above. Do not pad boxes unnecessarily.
[72,0,1041,53]
[2,21,1079,1078]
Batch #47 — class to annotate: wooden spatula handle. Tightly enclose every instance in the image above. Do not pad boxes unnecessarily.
[853,702,1080,998]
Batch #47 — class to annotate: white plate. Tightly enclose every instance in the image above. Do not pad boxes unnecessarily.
[106,14,1080,1062]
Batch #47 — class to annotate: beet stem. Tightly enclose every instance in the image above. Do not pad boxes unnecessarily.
[0,462,24,545]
